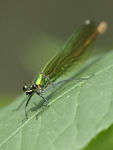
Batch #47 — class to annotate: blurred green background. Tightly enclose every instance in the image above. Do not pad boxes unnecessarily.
[0,0,113,107]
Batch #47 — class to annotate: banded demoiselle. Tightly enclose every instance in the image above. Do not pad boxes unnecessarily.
[22,20,107,120]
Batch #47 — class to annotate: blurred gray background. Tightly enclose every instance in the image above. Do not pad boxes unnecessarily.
[0,0,113,103]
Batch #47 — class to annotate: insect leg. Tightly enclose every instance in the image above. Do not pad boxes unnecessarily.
[43,77,89,93]
[22,94,33,122]
[36,92,49,119]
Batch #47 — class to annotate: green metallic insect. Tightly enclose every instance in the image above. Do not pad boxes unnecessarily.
[22,20,107,120]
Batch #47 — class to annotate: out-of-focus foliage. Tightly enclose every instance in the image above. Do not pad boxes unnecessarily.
[0,95,15,109]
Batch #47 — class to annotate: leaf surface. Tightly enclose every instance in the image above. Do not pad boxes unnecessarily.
[0,50,113,150]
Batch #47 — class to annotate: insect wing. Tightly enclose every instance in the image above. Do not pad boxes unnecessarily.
[42,20,102,82]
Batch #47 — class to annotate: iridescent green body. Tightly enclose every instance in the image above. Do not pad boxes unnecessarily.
[42,20,99,82]
[22,20,107,120]
[33,21,101,89]
[34,74,50,92]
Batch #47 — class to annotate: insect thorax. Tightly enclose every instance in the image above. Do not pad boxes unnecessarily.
[34,73,50,90]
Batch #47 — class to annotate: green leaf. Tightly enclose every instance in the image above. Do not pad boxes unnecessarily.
[84,124,113,150]
[0,50,113,150]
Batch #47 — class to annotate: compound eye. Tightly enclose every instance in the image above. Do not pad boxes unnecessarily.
[23,85,27,92]
[32,84,38,89]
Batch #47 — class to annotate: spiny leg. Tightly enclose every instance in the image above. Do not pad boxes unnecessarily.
[35,77,90,119]
[22,94,33,122]
[36,92,49,119]
[43,77,89,93]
